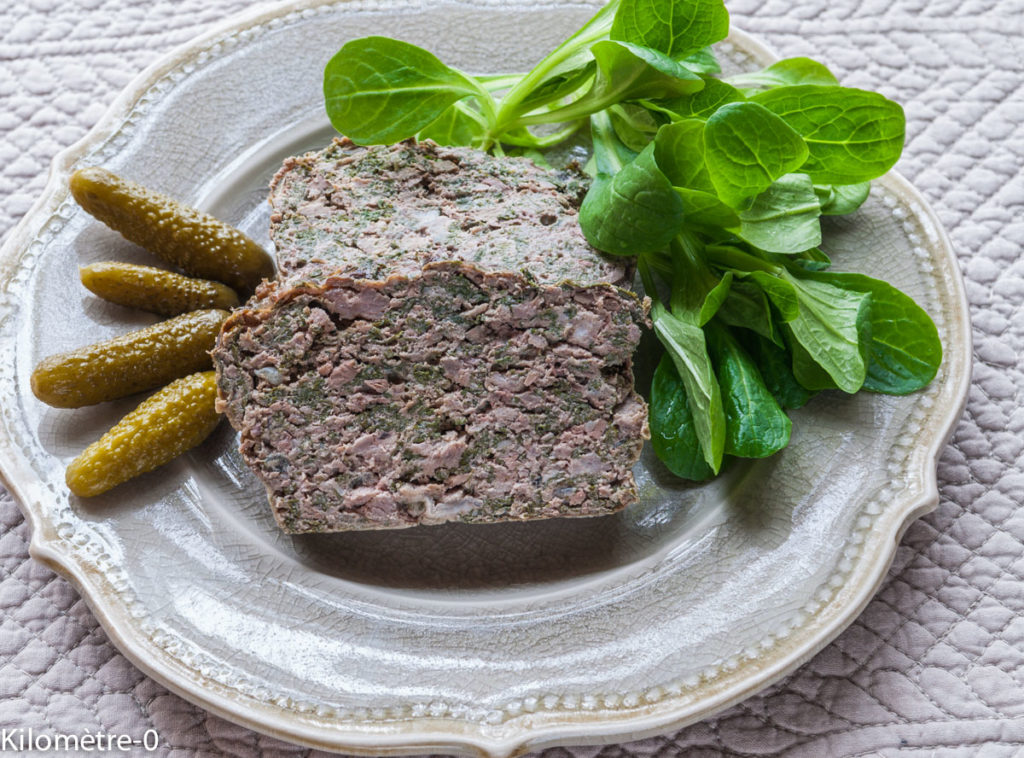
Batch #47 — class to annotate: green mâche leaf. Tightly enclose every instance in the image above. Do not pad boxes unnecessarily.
[703,102,810,208]
[752,85,905,184]
[324,37,487,144]
[611,0,730,60]
[580,142,685,255]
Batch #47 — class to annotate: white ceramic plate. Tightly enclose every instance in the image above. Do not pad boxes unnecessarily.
[0,1,971,755]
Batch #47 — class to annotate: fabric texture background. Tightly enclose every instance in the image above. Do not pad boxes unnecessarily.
[1,0,1021,755]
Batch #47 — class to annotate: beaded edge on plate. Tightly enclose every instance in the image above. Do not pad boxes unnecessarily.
[0,0,952,729]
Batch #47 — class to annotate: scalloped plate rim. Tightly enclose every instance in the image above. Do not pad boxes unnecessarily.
[0,1,973,755]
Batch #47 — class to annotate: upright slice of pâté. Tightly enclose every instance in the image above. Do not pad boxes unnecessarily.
[213,138,649,533]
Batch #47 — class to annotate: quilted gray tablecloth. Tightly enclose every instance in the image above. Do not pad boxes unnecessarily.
[1,0,1021,755]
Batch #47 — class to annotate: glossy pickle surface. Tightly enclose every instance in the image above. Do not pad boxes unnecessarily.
[65,371,222,497]
[80,261,240,316]
[69,167,274,293]
[31,308,230,408]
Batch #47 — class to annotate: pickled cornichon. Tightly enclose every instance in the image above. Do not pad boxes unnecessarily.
[31,309,229,408]
[65,371,221,497]
[69,167,274,293]
[80,261,240,316]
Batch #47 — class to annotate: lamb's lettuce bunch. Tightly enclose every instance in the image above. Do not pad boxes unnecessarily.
[323,0,941,479]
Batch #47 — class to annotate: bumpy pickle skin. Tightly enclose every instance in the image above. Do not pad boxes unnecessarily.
[65,371,221,497]
[30,309,229,408]
[80,261,240,316]
[69,167,274,293]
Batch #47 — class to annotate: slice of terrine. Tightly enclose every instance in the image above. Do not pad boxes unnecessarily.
[213,138,649,533]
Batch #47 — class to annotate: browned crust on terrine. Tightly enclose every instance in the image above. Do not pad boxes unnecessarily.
[265,137,632,290]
